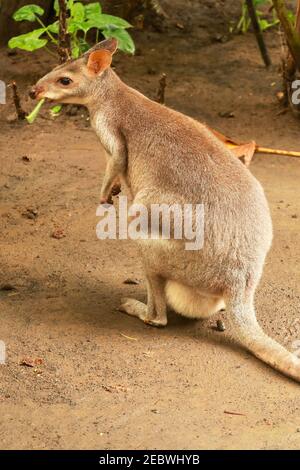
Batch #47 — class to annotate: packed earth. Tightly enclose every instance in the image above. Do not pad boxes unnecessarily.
[0,0,300,449]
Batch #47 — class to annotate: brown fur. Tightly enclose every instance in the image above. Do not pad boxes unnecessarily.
[30,39,300,382]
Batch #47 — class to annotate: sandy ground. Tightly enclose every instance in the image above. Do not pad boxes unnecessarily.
[0,0,300,450]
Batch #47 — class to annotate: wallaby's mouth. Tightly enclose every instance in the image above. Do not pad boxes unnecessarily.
[29,85,45,100]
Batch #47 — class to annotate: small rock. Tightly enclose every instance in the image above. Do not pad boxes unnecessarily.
[123,278,140,285]
[51,229,66,239]
[0,284,16,292]
[291,214,298,219]
[22,208,38,220]
[212,34,229,43]
[21,155,31,163]
[147,67,157,75]
[216,320,226,332]
[218,111,235,118]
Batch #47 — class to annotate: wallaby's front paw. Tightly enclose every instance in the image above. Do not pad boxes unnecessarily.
[100,195,113,205]
[111,184,121,196]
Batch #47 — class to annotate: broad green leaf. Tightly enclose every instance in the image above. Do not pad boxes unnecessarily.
[71,39,80,58]
[78,38,90,54]
[85,2,102,20]
[54,0,59,15]
[93,14,132,29]
[13,4,44,22]
[103,28,135,54]
[50,104,62,117]
[71,2,85,22]
[8,29,48,51]
[47,21,59,34]
[68,19,90,34]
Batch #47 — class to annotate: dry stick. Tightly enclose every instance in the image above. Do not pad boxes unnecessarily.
[227,141,300,158]
[273,0,300,70]
[278,1,300,114]
[9,81,26,120]
[212,128,300,159]
[156,73,167,104]
[58,0,72,63]
[256,146,300,158]
[147,0,168,19]
[246,0,271,67]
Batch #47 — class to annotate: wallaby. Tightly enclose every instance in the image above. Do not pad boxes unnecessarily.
[30,38,300,382]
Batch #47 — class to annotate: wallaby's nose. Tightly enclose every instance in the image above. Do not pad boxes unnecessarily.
[29,85,44,100]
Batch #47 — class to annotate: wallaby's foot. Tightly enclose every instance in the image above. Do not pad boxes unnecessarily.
[144,317,167,328]
[119,297,167,327]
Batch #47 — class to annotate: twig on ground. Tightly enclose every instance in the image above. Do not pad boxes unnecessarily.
[156,73,167,104]
[224,410,246,416]
[8,81,26,120]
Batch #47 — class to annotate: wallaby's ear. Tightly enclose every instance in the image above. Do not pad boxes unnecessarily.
[87,49,112,75]
[85,38,118,56]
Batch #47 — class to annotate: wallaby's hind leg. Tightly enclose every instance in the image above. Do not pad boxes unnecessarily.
[119,275,167,327]
[228,291,300,382]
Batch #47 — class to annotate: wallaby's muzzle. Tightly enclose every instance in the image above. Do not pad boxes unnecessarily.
[29,85,44,100]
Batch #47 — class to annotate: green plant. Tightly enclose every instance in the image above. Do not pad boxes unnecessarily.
[8,1,135,124]
[8,1,135,56]
[236,0,279,34]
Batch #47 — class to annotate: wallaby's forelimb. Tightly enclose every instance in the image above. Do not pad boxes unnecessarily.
[100,155,126,204]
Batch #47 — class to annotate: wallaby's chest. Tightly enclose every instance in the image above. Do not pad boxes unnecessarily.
[92,113,116,156]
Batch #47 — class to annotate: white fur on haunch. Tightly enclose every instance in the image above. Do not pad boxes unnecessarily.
[165,280,225,318]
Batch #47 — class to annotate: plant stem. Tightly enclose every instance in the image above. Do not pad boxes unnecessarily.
[9,81,26,120]
[45,46,59,58]
[156,73,167,104]
[58,0,72,63]
[272,0,300,69]
[36,17,58,44]
[246,0,271,66]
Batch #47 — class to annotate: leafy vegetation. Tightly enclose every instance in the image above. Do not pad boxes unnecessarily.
[8,1,135,56]
[235,0,280,33]
[8,1,135,123]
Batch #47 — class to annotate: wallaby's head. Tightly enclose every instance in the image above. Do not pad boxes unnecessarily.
[29,38,118,104]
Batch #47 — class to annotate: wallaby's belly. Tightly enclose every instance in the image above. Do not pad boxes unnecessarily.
[136,181,272,295]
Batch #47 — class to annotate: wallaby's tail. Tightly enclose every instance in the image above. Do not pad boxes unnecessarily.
[231,301,300,383]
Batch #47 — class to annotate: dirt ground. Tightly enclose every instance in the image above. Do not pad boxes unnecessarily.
[1,0,300,450]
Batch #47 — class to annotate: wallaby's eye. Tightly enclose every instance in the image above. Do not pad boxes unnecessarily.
[58,77,73,86]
